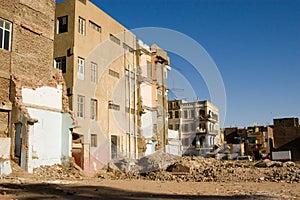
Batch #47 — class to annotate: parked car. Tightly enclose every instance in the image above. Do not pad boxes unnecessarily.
[237,155,253,162]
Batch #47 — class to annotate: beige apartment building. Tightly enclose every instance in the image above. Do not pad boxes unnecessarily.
[54,0,138,173]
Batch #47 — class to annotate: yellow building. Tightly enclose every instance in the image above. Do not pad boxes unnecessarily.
[54,0,138,174]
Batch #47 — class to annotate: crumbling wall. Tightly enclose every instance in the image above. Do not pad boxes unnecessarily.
[11,0,55,83]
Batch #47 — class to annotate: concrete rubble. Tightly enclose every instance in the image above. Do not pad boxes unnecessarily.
[97,153,300,183]
[3,153,299,184]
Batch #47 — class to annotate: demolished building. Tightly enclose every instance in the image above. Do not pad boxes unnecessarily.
[0,0,73,173]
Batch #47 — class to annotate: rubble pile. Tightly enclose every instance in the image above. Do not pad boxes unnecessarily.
[33,163,84,180]
[98,155,300,183]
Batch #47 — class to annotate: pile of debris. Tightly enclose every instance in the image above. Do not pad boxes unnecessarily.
[97,154,300,183]
[33,162,84,180]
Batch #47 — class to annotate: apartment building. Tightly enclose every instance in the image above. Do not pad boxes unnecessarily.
[137,40,170,156]
[0,0,73,172]
[54,0,138,173]
[168,100,220,156]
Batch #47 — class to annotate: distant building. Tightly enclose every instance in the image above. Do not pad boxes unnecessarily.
[273,117,300,161]
[168,100,220,156]
[224,126,273,160]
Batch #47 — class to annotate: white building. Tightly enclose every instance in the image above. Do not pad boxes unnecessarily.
[168,100,220,156]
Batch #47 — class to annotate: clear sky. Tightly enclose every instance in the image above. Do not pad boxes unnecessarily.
[56,0,300,127]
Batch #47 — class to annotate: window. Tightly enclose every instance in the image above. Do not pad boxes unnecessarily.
[199,109,205,117]
[0,18,12,51]
[168,111,173,119]
[123,43,134,53]
[91,134,97,147]
[90,99,97,120]
[184,110,188,119]
[77,57,85,80]
[57,16,68,34]
[78,17,85,35]
[78,0,86,4]
[91,62,97,83]
[147,61,152,79]
[175,124,180,130]
[109,69,119,78]
[77,95,85,118]
[168,124,173,129]
[54,57,66,73]
[191,110,195,118]
[190,123,195,131]
[182,124,189,132]
[108,102,120,111]
[89,20,101,32]
[175,111,179,118]
[109,34,120,45]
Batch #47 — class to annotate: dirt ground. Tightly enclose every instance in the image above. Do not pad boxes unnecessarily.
[1,178,300,200]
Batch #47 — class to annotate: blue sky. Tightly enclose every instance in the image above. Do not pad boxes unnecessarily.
[56,0,300,127]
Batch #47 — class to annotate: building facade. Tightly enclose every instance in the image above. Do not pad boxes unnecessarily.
[168,100,220,156]
[0,0,73,172]
[54,0,143,173]
[273,117,300,161]
[137,41,170,157]
[224,125,274,160]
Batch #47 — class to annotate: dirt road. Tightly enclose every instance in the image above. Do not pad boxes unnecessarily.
[1,178,299,199]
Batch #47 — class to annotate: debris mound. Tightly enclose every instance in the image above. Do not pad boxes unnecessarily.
[99,156,300,183]
[33,163,84,180]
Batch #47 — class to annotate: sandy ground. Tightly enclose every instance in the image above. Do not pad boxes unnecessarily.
[1,178,300,200]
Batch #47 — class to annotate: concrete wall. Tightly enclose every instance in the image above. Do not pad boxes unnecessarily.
[26,108,72,172]
[0,138,11,159]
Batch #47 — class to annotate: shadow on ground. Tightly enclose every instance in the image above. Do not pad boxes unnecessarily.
[0,182,272,200]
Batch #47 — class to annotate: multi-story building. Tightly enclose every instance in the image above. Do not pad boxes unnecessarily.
[0,0,73,173]
[54,0,139,173]
[273,117,300,161]
[168,99,220,156]
[137,40,170,156]
[224,125,274,160]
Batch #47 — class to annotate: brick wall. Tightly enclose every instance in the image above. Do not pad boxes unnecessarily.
[11,0,55,83]
[273,126,300,149]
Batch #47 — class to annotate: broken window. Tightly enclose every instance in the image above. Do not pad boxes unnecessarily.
[77,95,85,118]
[57,16,68,34]
[0,18,12,51]
[54,57,66,73]
[91,62,97,83]
[77,57,85,80]
[91,134,97,147]
[90,99,97,120]
[78,17,85,35]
